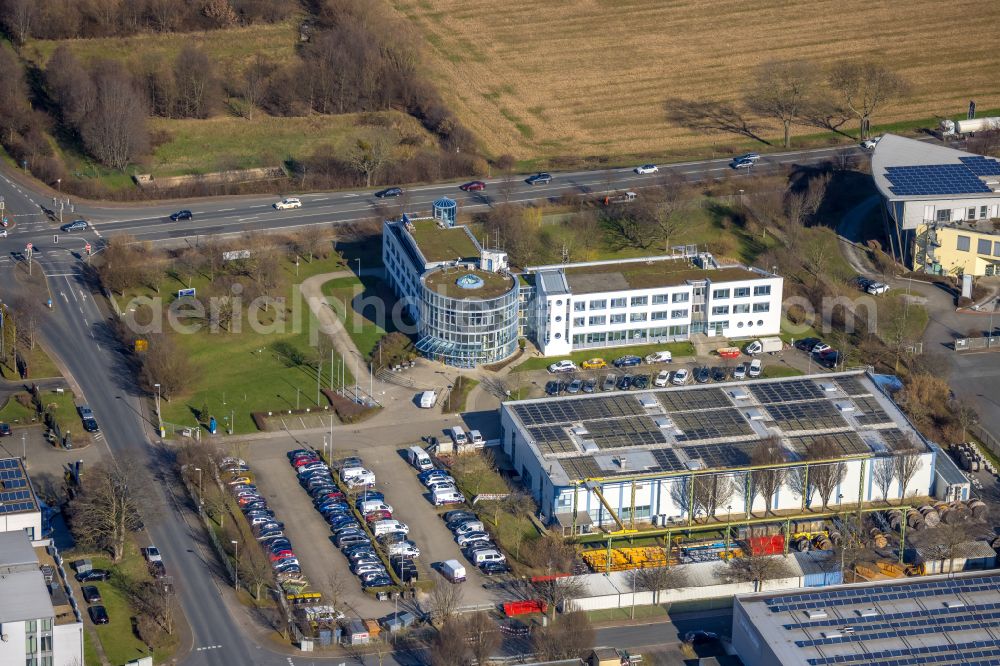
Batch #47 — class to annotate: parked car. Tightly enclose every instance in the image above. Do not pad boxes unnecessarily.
[76,569,111,583]
[545,381,562,396]
[61,219,88,232]
[634,164,659,174]
[525,172,552,185]
[387,541,420,558]
[142,546,162,563]
[480,561,512,576]
[811,342,832,355]
[0,422,14,437]
[582,378,597,393]
[694,367,711,384]
[419,470,449,484]
[273,197,302,210]
[88,605,109,624]
[426,477,457,491]
[672,369,689,385]
[453,520,485,535]
[794,337,823,352]
[459,181,486,192]
[654,370,670,387]
[866,281,890,295]
[685,630,719,644]
[616,375,633,390]
[602,374,617,391]
[581,358,607,369]
[169,210,193,221]
[645,351,673,364]
[456,531,491,546]
[82,585,102,604]
[711,366,728,382]
[748,358,762,378]
[548,360,577,373]
[444,510,477,528]
[374,187,404,198]
[733,364,747,380]
[613,355,642,368]
[632,374,649,389]
[566,378,583,394]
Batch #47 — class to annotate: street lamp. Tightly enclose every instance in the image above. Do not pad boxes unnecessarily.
[194,467,203,508]
[153,383,160,416]
[231,540,239,591]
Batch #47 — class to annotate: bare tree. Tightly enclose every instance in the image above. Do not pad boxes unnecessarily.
[140,334,194,401]
[2,0,36,44]
[348,136,395,188]
[10,295,41,352]
[633,564,686,605]
[173,46,216,118]
[804,436,847,510]
[431,616,470,666]
[239,54,275,120]
[466,612,500,666]
[693,473,736,521]
[81,62,149,170]
[67,461,149,562]
[745,60,817,148]
[241,542,274,599]
[893,439,923,499]
[871,457,894,503]
[531,611,595,661]
[828,61,909,139]
[531,575,587,619]
[715,554,793,592]
[294,225,330,263]
[750,437,787,516]
[427,580,464,623]
[664,98,771,144]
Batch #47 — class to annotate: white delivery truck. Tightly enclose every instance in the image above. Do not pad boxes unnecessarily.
[407,445,433,471]
[440,559,466,583]
[744,337,783,355]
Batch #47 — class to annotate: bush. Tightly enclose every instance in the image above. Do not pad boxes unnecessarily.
[323,390,379,424]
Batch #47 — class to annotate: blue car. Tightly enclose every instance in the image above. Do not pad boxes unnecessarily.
[61,219,88,232]
[525,172,552,185]
[613,355,642,368]
[354,491,385,504]
[418,470,448,484]
[374,187,403,198]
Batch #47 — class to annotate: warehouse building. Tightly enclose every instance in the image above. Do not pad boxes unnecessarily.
[383,215,783,366]
[872,134,1000,275]
[732,570,1000,666]
[499,370,938,530]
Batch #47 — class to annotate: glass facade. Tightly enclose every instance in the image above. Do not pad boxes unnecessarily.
[417,272,520,368]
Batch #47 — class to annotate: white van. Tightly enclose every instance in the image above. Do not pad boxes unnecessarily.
[407,446,433,471]
[454,520,484,536]
[471,549,506,566]
[340,466,369,481]
[358,501,393,515]
[468,430,484,448]
[432,488,465,506]
[418,391,437,409]
[371,519,409,536]
[450,427,468,446]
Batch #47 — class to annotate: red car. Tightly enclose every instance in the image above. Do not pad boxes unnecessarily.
[460,181,486,192]
[269,549,295,562]
[293,457,321,469]
[364,510,392,522]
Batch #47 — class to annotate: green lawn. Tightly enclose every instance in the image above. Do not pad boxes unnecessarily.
[118,255,354,434]
[0,343,62,380]
[761,365,804,379]
[321,275,397,359]
[38,389,77,437]
[83,629,100,666]
[442,376,478,413]
[587,605,669,623]
[0,392,37,425]
[514,341,696,372]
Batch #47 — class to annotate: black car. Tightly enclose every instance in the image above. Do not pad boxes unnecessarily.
[444,510,477,528]
[88,605,109,624]
[794,337,823,352]
[82,585,102,604]
[582,378,597,393]
[545,381,561,396]
[616,375,633,390]
[694,367,711,384]
[684,630,718,644]
[480,561,511,576]
[632,374,649,389]
[75,569,111,583]
[817,350,840,369]
[82,417,100,433]
[374,187,403,198]
[711,367,728,382]
[0,422,10,437]
[169,210,193,221]
[61,219,88,232]
[525,172,552,185]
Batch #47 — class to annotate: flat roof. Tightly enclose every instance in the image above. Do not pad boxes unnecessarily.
[561,260,765,294]
[502,371,929,486]
[0,529,38,569]
[0,532,53,624]
[735,570,1000,665]
[423,266,515,300]
[872,134,1000,201]
[407,220,481,264]
[0,457,40,517]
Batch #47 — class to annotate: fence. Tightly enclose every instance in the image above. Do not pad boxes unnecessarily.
[954,336,1000,352]
[972,424,1000,460]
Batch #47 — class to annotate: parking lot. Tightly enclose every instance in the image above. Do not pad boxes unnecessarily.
[243,435,496,617]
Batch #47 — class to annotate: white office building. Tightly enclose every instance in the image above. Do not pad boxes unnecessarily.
[0,531,84,666]
[383,217,783,366]
[0,457,44,541]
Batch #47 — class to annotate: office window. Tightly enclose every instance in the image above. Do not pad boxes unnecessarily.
[589,299,606,310]
[981,205,989,219]
[994,242,1000,257]
[652,294,669,304]
[712,288,730,299]
[672,292,689,303]
[610,313,626,324]
[630,296,648,307]
[40,636,52,651]
[754,285,771,296]
[671,309,688,319]
[630,312,647,322]
[978,238,992,255]
[752,302,770,313]
[734,287,750,298]
[957,235,970,252]
[610,298,627,308]
[968,207,977,220]
[651,311,669,321]
[711,305,729,316]
[733,303,750,314]
[589,315,606,326]
[936,209,951,222]
[574,302,586,312]
[573,317,585,327]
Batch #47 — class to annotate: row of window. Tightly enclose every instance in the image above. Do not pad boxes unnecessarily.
[937,205,993,222]
[711,302,771,315]
[572,309,690,327]
[956,235,1000,258]
[574,293,691,311]
[570,325,690,346]
[712,285,772,299]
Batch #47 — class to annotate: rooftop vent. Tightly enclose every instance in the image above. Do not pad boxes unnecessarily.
[638,395,658,409]
[806,610,828,620]
[729,388,749,400]
[819,383,837,393]
[857,608,879,618]
[685,459,705,471]
[944,600,965,609]
[835,401,856,413]
[822,632,841,639]
[744,408,765,421]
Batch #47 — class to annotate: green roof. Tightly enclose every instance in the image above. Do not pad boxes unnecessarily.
[423,267,515,300]
[408,220,480,264]
[562,261,764,294]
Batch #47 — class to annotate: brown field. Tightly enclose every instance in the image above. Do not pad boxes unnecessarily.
[391,0,1000,161]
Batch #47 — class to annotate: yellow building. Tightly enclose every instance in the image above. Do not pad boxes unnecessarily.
[915,220,1000,276]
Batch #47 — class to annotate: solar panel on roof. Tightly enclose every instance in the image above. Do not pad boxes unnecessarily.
[685,443,752,468]
[788,432,870,456]
[885,163,993,196]
[750,380,826,404]
[583,417,666,449]
[766,401,847,431]
[671,408,753,441]
[0,458,20,469]
[834,376,869,397]
[657,388,732,412]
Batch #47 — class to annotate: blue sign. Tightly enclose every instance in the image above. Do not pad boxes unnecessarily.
[208,416,217,435]
[178,288,196,298]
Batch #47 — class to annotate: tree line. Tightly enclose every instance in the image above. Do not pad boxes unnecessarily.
[0,0,296,42]
[666,59,909,145]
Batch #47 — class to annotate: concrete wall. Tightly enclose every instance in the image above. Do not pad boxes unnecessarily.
[0,620,27,665]
[732,598,781,666]
[0,510,42,541]
[53,621,83,666]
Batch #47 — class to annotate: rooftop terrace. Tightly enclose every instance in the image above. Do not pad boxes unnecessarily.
[407,220,481,265]
[422,266,516,300]
[503,371,927,486]
[560,258,766,294]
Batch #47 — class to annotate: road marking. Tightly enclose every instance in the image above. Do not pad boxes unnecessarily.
[218,208,235,212]
[196,645,223,651]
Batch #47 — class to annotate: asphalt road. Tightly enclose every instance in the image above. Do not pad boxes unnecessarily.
[0,142,859,664]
